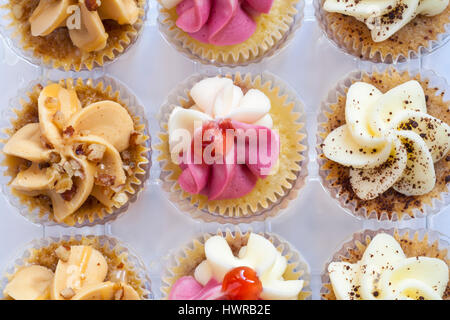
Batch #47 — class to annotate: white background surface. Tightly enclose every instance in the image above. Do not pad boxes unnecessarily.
[0,0,448,300]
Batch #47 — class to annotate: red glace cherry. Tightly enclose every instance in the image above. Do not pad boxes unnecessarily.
[222,266,263,300]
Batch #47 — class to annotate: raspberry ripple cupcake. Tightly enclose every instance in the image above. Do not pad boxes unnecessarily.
[321,229,449,300]
[162,228,311,300]
[156,72,308,223]
[317,68,450,221]
[157,0,304,66]
[314,0,450,63]
[0,76,150,227]
[0,0,147,71]
[1,235,152,300]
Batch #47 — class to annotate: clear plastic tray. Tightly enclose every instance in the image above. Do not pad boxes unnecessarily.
[0,0,448,300]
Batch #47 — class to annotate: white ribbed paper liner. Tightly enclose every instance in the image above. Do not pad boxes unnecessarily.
[0,0,149,71]
[161,227,312,300]
[320,228,450,300]
[0,75,151,228]
[313,0,450,64]
[0,234,153,300]
[157,71,309,224]
[316,67,450,221]
[157,1,305,67]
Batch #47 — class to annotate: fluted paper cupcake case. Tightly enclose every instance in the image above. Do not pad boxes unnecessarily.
[0,0,148,71]
[161,227,312,300]
[0,75,151,227]
[313,0,450,64]
[0,234,153,300]
[157,0,304,67]
[316,67,450,221]
[156,71,309,224]
[320,228,450,300]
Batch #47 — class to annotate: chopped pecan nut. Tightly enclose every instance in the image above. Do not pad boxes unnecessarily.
[62,126,75,137]
[55,245,71,262]
[85,0,101,11]
[40,136,54,150]
[75,144,86,156]
[95,174,115,187]
[120,150,131,162]
[60,184,77,201]
[60,287,75,300]
[49,152,61,163]
[87,144,106,162]
[69,159,81,171]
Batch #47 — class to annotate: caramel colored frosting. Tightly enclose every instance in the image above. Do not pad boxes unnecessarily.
[3,83,144,223]
[4,245,140,300]
[29,0,139,52]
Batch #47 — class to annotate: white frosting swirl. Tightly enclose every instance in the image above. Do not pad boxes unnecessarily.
[323,80,450,200]
[328,233,449,300]
[323,0,449,42]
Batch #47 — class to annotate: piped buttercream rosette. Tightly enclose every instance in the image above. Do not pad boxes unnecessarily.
[167,76,280,201]
[1,78,150,226]
[158,0,302,66]
[157,73,307,222]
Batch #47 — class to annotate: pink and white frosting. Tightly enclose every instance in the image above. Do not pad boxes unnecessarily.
[161,0,275,46]
[168,77,280,200]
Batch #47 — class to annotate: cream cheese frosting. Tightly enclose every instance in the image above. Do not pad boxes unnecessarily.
[29,0,139,52]
[4,245,140,300]
[3,83,142,223]
[169,233,304,300]
[328,233,449,300]
[323,0,449,42]
[322,80,450,200]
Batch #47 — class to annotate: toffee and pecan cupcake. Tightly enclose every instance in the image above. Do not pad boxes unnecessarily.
[317,68,450,220]
[0,0,147,70]
[1,235,152,300]
[1,76,150,226]
[314,0,450,63]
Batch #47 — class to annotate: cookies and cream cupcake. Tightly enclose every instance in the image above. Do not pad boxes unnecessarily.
[321,229,449,300]
[317,68,450,220]
[314,0,450,63]
[1,235,151,300]
[162,229,311,300]
[1,0,147,70]
[157,73,308,223]
[1,77,150,226]
[158,0,303,66]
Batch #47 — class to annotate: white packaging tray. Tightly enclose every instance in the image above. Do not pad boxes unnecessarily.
[0,0,448,300]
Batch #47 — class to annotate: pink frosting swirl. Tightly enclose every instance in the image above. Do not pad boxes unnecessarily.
[169,277,226,300]
[178,120,280,200]
[175,0,274,46]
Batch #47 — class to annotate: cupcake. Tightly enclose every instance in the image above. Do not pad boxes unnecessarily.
[314,0,450,63]
[317,68,450,220]
[162,229,311,300]
[321,229,449,300]
[157,0,303,66]
[1,77,150,226]
[156,72,308,223]
[1,235,151,300]
[0,0,147,71]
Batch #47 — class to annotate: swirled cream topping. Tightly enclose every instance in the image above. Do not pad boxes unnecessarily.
[323,0,449,42]
[3,245,140,300]
[3,83,144,223]
[322,80,450,200]
[328,233,449,300]
[169,233,304,300]
[167,77,279,201]
[29,0,139,52]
